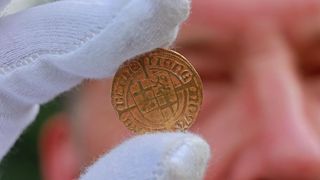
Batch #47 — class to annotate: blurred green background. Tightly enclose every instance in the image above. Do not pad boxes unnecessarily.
[0,99,63,180]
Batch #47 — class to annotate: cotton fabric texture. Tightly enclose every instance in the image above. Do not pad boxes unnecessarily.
[0,0,210,179]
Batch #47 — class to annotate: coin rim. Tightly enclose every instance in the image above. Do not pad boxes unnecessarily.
[111,48,203,133]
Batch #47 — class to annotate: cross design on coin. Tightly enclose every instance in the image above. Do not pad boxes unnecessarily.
[111,49,203,133]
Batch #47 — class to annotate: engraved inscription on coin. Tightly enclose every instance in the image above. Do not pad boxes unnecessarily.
[111,48,203,133]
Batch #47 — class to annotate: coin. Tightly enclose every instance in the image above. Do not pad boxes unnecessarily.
[111,48,203,133]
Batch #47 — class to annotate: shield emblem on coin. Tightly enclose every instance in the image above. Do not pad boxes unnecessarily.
[130,70,178,124]
[111,48,203,133]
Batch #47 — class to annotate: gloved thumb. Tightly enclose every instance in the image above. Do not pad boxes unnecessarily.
[80,132,210,180]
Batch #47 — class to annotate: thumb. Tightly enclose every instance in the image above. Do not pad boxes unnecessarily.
[80,133,210,180]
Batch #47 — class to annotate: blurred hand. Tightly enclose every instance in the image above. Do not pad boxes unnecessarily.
[0,0,210,179]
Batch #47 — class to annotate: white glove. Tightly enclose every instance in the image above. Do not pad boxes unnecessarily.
[80,133,210,180]
[0,0,211,179]
[0,0,49,16]
[0,0,10,13]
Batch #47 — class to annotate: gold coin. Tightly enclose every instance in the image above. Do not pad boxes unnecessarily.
[111,48,203,133]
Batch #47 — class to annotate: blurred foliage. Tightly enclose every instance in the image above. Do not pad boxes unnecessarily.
[0,98,63,180]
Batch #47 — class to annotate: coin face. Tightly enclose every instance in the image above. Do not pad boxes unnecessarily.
[111,48,203,133]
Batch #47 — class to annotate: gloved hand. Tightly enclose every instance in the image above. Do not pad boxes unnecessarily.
[80,133,210,180]
[0,0,210,179]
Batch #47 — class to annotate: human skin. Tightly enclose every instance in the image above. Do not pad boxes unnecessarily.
[40,0,320,179]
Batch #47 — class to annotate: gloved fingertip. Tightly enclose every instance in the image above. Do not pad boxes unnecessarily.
[156,0,191,22]
[131,0,191,25]
[155,0,191,23]
[156,133,210,180]
[79,133,209,180]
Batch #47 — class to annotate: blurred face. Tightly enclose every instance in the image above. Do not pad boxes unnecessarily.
[40,0,320,179]
[180,0,320,179]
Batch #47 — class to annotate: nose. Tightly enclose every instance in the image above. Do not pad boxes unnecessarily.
[231,32,320,179]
